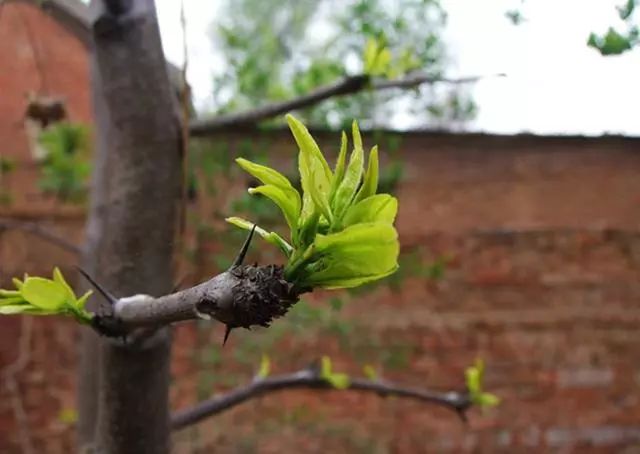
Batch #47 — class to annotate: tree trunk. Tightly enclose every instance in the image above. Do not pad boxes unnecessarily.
[79,1,182,452]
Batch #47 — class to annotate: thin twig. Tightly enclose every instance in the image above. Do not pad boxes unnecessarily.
[171,367,471,430]
[188,73,504,136]
[0,218,80,254]
[2,317,35,454]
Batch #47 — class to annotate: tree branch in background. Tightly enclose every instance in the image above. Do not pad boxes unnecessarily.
[189,73,504,136]
[0,219,80,255]
[189,75,368,135]
[171,365,471,431]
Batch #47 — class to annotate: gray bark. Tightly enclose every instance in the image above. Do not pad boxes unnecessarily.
[77,41,112,449]
[80,0,182,452]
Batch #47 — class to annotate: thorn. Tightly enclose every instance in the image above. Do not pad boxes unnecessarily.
[230,224,257,269]
[456,407,469,425]
[75,266,117,305]
[222,324,233,346]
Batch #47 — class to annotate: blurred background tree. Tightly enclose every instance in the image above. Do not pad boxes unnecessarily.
[208,0,476,129]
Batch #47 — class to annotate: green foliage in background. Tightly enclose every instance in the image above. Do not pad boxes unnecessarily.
[587,0,638,55]
[0,268,92,323]
[210,0,475,128]
[38,123,91,203]
[465,359,500,410]
[508,0,639,55]
[227,114,399,290]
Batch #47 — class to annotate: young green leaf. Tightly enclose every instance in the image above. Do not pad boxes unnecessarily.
[320,356,350,389]
[464,358,500,410]
[0,305,49,315]
[363,38,379,74]
[236,158,302,232]
[53,267,76,303]
[0,289,21,298]
[288,113,334,226]
[248,185,300,233]
[342,194,397,227]
[326,372,351,390]
[353,146,379,203]
[296,210,320,250]
[257,354,271,379]
[75,291,93,310]
[0,296,27,306]
[286,114,332,183]
[226,217,293,256]
[332,122,365,221]
[21,277,68,310]
[329,131,348,203]
[363,364,378,380]
[478,393,501,408]
[236,158,294,189]
[299,149,332,224]
[299,223,399,289]
[320,356,333,377]
[374,48,392,75]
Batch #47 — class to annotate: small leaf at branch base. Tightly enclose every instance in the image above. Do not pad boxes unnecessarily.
[326,372,350,390]
[363,364,378,380]
[257,354,271,379]
[320,356,351,390]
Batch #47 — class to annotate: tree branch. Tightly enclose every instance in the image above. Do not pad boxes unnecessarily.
[89,264,303,338]
[171,366,471,431]
[189,75,368,136]
[0,218,81,255]
[188,73,504,136]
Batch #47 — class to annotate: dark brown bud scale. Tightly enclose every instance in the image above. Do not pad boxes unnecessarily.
[225,264,303,330]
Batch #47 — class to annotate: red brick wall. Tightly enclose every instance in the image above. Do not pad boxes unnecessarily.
[0,0,92,210]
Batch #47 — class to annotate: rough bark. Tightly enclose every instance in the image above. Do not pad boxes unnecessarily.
[80,1,181,452]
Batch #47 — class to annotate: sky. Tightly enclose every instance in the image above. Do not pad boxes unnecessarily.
[155,0,640,136]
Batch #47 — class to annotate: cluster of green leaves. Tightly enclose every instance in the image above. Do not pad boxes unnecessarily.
[38,123,91,203]
[210,0,473,128]
[464,359,500,410]
[0,268,92,323]
[588,0,639,55]
[227,114,399,290]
